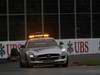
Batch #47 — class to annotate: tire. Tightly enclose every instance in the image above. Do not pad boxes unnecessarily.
[25,54,33,68]
[19,54,33,68]
[19,58,26,68]
[27,63,33,68]
[54,64,60,67]
[19,62,26,68]
[62,63,68,67]
[19,59,33,68]
[62,55,68,67]
[19,55,27,68]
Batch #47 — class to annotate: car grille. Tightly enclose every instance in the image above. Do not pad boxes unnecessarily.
[35,54,60,61]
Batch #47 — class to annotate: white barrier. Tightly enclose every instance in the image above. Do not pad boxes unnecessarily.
[57,39,100,55]
[0,39,100,58]
[0,41,25,58]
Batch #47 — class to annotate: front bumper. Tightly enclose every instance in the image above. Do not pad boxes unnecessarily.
[28,58,67,65]
[25,53,68,65]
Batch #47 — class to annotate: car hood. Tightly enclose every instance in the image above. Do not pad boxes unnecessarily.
[26,46,62,56]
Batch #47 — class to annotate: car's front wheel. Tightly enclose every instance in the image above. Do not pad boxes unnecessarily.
[25,55,33,68]
[26,63,33,68]
[19,57,26,68]
[62,55,68,67]
[19,53,29,68]
[19,59,33,68]
[19,54,33,68]
[62,63,68,67]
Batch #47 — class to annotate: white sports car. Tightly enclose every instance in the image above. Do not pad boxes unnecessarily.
[19,38,68,68]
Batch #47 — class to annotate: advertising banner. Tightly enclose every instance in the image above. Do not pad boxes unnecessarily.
[57,39,100,55]
[0,41,25,59]
[0,39,100,58]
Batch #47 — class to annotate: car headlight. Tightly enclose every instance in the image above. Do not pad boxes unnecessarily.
[61,48,66,52]
[29,54,34,58]
[27,52,34,58]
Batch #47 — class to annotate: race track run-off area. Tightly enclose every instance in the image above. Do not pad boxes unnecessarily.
[0,62,100,75]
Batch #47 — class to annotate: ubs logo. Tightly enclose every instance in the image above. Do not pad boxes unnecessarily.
[67,41,89,54]
[67,41,74,54]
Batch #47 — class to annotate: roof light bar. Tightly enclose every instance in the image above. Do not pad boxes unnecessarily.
[29,34,49,39]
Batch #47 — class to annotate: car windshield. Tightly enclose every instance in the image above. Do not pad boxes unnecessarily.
[26,39,58,48]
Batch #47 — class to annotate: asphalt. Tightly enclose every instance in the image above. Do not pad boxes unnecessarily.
[0,61,100,75]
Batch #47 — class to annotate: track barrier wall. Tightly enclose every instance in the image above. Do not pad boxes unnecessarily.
[0,39,100,65]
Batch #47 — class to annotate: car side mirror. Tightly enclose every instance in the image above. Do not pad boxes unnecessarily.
[59,41,64,48]
[59,41,64,46]
[2,46,4,48]
[20,45,25,48]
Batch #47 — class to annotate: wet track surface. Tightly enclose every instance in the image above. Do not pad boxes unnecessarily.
[0,62,100,75]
